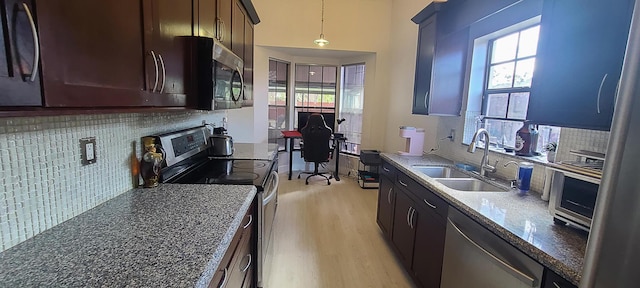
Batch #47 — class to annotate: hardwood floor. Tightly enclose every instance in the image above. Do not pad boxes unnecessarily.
[263,169,415,288]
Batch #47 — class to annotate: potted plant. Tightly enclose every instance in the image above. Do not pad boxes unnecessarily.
[545,142,558,163]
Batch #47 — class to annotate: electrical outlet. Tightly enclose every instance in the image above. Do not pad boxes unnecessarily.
[449,129,456,142]
[80,137,97,165]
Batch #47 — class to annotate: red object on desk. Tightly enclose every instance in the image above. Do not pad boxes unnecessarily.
[281,130,302,138]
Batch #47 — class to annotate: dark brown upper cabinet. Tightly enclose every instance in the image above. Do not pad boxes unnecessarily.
[142,0,193,96]
[217,0,232,47]
[35,0,189,107]
[243,15,253,106]
[231,1,245,62]
[527,0,633,131]
[0,0,42,106]
[195,0,217,38]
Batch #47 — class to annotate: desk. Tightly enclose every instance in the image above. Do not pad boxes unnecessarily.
[281,130,346,181]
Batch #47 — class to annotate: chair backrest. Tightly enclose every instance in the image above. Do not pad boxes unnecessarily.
[301,114,333,163]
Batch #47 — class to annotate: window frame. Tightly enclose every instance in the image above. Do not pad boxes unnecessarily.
[481,24,540,122]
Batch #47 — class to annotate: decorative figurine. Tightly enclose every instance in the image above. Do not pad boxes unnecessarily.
[140,137,164,188]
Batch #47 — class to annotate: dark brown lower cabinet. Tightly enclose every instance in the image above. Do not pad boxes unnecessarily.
[376,175,395,238]
[391,188,417,270]
[412,206,446,288]
[543,269,577,288]
[376,167,450,288]
[210,198,256,288]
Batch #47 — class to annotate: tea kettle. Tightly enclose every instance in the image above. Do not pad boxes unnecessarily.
[210,135,234,156]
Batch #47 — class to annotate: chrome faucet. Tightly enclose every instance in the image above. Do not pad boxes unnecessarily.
[467,128,498,177]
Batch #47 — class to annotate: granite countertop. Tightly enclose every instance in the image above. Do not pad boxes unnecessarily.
[0,184,257,287]
[208,143,279,161]
[381,153,587,286]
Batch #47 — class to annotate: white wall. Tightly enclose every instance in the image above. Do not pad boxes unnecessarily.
[238,0,393,150]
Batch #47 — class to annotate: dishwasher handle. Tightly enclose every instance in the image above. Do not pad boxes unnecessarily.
[447,218,536,287]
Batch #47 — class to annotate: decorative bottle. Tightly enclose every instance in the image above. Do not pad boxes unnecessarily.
[515,121,538,156]
[140,137,164,188]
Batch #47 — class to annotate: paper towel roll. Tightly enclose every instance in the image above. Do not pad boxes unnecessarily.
[541,167,553,201]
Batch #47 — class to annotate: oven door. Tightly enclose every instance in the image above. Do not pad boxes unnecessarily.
[213,60,243,109]
[258,169,278,287]
[550,171,599,230]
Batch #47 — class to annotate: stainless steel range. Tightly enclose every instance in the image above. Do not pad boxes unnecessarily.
[145,126,278,288]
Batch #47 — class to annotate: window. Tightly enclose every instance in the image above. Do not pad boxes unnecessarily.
[294,64,337,129]
[268,59,289,150]
[339,64,365,155]
[480,25,560,152]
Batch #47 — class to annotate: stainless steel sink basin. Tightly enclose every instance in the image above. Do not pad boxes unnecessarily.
[412,165,470,178]
[435,178,508,192]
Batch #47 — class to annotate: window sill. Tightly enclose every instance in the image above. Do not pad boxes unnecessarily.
[463,143,553,166]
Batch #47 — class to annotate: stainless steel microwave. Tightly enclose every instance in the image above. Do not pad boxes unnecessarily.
[549,169,600,231]
[189,37,244,110]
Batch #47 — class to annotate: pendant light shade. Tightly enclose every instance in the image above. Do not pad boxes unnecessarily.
[314,0,329,46]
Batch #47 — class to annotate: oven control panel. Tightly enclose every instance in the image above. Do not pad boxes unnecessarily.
[171,131,206,157]
[155,127,210,167]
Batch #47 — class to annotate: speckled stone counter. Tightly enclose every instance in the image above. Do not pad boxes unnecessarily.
[0,184,257,287]
[208,143,279,161]
[382,153,587,286]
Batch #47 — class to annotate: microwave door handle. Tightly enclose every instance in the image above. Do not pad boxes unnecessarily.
[263,171,279,204]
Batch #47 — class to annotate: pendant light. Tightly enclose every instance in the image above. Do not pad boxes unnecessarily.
[314,0,329,47]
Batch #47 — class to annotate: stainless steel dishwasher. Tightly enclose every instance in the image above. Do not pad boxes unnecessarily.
[440,209,544,288]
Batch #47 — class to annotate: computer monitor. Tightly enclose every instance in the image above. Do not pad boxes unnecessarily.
[297,112,335,132]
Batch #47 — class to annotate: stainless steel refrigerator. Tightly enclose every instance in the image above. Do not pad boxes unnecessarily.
[581,0,640,287]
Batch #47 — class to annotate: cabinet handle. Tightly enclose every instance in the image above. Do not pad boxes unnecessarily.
[215,18,221,40]
[552,282,562,288]
[423,199,437,209]
[409,207,416,229]
[220,20,226,43]
[383,167,390,172]
[424,90,429,109]
[448,218,536,286]
[218,267,228,288]
[387,187,393,204]
[21,3,39,82]
[406,207,412,227]
[158,54,166,93]
[241,254,252,272]
[243,214,252,229]
[398,180,408,187]
[597,73,608,114]
[149,50,159,92]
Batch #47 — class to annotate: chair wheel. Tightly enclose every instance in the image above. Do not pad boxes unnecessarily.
[305,181,309,185]
[327,181,331,185]
[298,175,301,179]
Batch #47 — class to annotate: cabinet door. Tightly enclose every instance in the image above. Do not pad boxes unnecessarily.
[391,188,417,270]
[428,27,469,115]
[0,0,42,106]
[412,15,437,115]
[376,175,395,238]
[243,17,254,106]
[196,0,217,38]
[527,0,633,131]
[36,0,153,107]
[217,0,232,47]
[231,1,245,59]
[412,206,447,288]
[143,0,193,96]
[542,269,577,288]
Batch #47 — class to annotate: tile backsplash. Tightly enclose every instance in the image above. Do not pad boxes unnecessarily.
[0,111,226,252]
[555,127,610,162]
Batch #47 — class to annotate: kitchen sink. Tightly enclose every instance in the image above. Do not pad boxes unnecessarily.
[412,165,470,178]
[435,178,508,192]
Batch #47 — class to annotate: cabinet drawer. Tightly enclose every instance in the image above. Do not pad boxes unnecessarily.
[209,198,256,288]
[397,171,448,219]
[381,160,397,180]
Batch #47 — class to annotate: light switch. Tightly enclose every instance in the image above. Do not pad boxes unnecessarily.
[80,137,97,165]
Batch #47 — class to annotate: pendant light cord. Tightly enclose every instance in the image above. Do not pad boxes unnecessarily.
[320,0,325,36]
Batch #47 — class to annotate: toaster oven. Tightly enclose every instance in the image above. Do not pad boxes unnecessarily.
[549,169,600,231]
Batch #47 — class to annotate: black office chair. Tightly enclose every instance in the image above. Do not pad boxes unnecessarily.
[298,114,333,185]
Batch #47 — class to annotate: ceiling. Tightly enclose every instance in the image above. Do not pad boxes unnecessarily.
[261,45,374,59]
